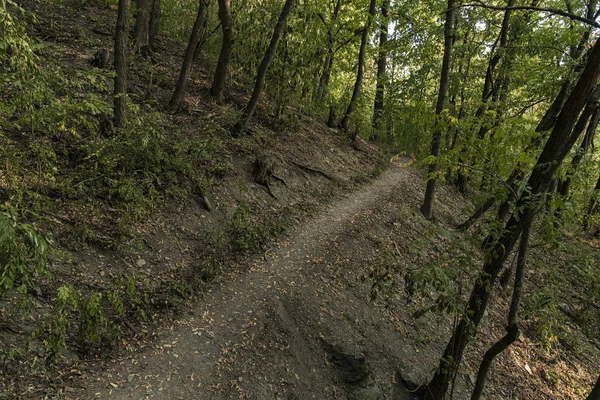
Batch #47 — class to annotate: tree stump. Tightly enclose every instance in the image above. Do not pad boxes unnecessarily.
[253,155,277,198]
[90,48,109,69]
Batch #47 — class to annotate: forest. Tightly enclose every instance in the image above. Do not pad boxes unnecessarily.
[1,0,600,398]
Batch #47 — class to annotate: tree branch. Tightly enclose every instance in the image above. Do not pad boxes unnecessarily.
[455,1,600,28]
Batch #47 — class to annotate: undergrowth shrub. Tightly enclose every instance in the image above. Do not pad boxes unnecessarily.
[69,116,233,224]
[525,288,560,351]
[0,205,50,296]
[41,273,152,359]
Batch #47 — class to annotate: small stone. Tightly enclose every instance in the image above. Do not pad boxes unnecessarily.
[136,259,146,267]
[127,374,135,383]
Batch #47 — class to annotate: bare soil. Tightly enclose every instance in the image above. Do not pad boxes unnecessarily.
[65,158,424,400]
[55,158,600,400]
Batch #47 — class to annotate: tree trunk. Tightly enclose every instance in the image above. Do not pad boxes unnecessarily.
[558,98,599,197]
[425,36,600,400]
[420,0,456,220]
[587,375,600,400]
[457,42,595,229]
[210,0,233,103]
[339,0,377,137]
[114,0,131,129]
[327,104,336,128]
[134,0,150,54]
[462,1,599,232]
[455,3,512,189]
[315,0,343,103]
[232,0,296,135]
[583,174,600,230]
[457,170,520,231]
[372,0,389,135]
[167,0,209,113]
[470,220,531,400]
[149,0,161,48]
[537,0,595,131]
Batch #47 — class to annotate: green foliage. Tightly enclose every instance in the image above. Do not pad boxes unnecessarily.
[525,288,560,351]
[70,118,232,224]
[569,256,600,337]
[0,0,38,78]
[1,1,112,138]
[41,273,151,359]
[45,285,79,357]
[160,0,198,41]
[0,205,50,296]
[121,272,150,320]
[47,286,116,357]
[406,258,466,319]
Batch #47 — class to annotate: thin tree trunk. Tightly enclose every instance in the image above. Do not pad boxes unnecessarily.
[583,174,600,230]
[167,0,209,113]
[232,0,296,135]
[317,53,333,102]
[558,100,599,197]
[315,0,343,103]
[149,0,161,48]
[586,375,600,400]
[327,104,336,127]
[114,0,131,129]
[339,0,377,137]
[455,2,512,189]
[425,36,600,400]
[210,0,233,103]
[457,42,595,230]
[372,0,389,135]
[537,0,596,131]
[420,0,456,220]
[134,0,150,54]
[457,168,520,231]
[470,220,531,400]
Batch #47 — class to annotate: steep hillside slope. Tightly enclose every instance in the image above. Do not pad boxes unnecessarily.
[0,0,387,395]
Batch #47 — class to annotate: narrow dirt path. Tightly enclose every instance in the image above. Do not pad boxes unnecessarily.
[73,158,426,400]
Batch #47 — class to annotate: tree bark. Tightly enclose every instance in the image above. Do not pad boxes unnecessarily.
[210,0,233,103]
[114,0,131,129]
[583,174,600,230]
[372,0,390,134]
[232,0,296,135]
[470,220,531,400]
[425,36,600,400]
[167,0,209,113]
[420,0,456,220]
[149,0,161,48]
[476,0,513,139]
[558,97,599,197]
[455,2,512,190]
[327,104,336,128]
[134,0,150,54]
[538,0,596,131]
[339,0,377,137]
[457,41,595,230]
[315,0,343,103]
